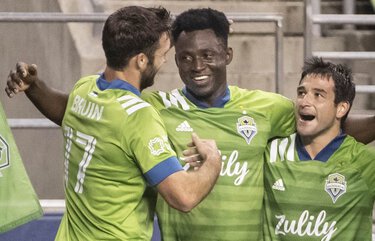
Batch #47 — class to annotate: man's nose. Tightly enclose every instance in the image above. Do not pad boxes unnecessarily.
[300,93,313,106]
[192,57,206,71]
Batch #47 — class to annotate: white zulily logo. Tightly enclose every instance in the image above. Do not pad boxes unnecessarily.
[220,150,249,185]
[275,210,337,241]
[183,150,249,185]
[176,121,193,132]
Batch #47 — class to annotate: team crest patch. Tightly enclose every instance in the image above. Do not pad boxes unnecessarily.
[236,116,257,145]
[148,137,166,156]
[0,135,10,176]
[325,173,347,203]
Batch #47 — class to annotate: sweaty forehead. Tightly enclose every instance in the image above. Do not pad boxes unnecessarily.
[175,29,222,50]
[300,74,336,90]
[301,73,334,84]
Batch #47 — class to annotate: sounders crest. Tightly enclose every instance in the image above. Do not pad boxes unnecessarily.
[325,173,347,203]
[236,116,257,145]
[0,135,10,176]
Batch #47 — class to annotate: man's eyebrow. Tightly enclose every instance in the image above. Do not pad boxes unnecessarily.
[297,86,305,91]
[312,88,327,94]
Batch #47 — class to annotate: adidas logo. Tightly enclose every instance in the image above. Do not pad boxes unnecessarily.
[176,120,193,132]
[272,179,285,191]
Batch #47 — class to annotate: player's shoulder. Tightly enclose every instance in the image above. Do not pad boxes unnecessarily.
[229,85,292,105]
[342,135,375,158]
[74,74,100,89]
[116,93,155,118]
[141,88,190,111]
[266,133,298,162]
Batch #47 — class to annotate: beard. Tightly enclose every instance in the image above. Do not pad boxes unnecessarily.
[140,62,158,91]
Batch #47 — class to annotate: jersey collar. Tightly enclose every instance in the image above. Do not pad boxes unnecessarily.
[181,86,230,108]
[296,131,346,162]
[96,73,141,96]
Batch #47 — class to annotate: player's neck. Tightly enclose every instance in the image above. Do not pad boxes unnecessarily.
[300,125,341,159]
[103,66,141,91]
[187,84,227,107]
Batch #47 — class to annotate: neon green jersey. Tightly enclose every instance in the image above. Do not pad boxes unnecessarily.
[55,75,182,241]
[142,86,295,241]
[263,134,375,241]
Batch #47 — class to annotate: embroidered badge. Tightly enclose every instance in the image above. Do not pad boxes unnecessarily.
[148,137,165,156]
[325,173,347,203]
[0,135,10,176]
[236,116,257,145]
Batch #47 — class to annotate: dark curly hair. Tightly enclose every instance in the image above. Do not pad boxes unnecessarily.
[102,6,171,70]
[172,8,230,47]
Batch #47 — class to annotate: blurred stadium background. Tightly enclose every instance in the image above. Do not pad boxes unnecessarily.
[0,0,374,240]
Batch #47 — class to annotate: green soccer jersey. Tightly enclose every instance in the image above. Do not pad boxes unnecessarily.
[55,74,182,241]
[142,86,295,241]
[263,134,375,241]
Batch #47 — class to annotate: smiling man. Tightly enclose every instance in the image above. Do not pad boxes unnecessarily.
[263,57,375,241]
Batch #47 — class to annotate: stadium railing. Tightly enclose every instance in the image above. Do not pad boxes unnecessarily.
[0,12,285,93]
[304,0,375,94]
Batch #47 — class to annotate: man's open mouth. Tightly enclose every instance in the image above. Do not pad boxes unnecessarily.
[300,114,315,121]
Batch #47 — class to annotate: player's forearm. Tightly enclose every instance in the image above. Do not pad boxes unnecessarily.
[185,163,220,209]
[162,170,219,212]
[25,79,68,126]
[345,114,375,144]
[157,157,220,212]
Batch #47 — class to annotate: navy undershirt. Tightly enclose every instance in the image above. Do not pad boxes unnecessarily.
[182,86,230,108]
[96,73,141,96]
[296,131,346,162]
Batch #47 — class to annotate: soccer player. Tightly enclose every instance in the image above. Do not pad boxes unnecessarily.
[6,8,375,241]
[6,6,222,240]
[263,57,375,241]
[142,8,295,240]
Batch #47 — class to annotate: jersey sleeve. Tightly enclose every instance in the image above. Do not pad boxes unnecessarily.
[123,104,182,186]
[71,75,99,91]
[268,94,296,138]
[141,90,165,112]
[351,141,375,198]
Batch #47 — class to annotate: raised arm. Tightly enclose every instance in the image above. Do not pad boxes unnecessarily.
[156,133,221,212]
[5,62,68,126]
[344,114,375,144]
[345,114,375,144]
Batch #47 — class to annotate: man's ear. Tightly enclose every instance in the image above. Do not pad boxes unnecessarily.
[336,101,350,119]
[226,47,233,65]
[136,53,149,71]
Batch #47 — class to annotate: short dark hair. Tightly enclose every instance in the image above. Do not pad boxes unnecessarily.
[300,57,356,125]
[102,6,171,70]
[172,8,230,46]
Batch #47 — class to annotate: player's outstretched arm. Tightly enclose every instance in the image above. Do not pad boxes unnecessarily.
[345,114,375,144]
[156,133,221,212]
[5,62,68,126]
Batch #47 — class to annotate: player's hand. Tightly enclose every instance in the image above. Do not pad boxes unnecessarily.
[181,145,202,170]
[181,133,220,171]
[5,62,38,98]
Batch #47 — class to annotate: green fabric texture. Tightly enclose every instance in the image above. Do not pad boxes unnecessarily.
[264,134,375,241]
[0,101,43,233]
[143,86,296,241]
